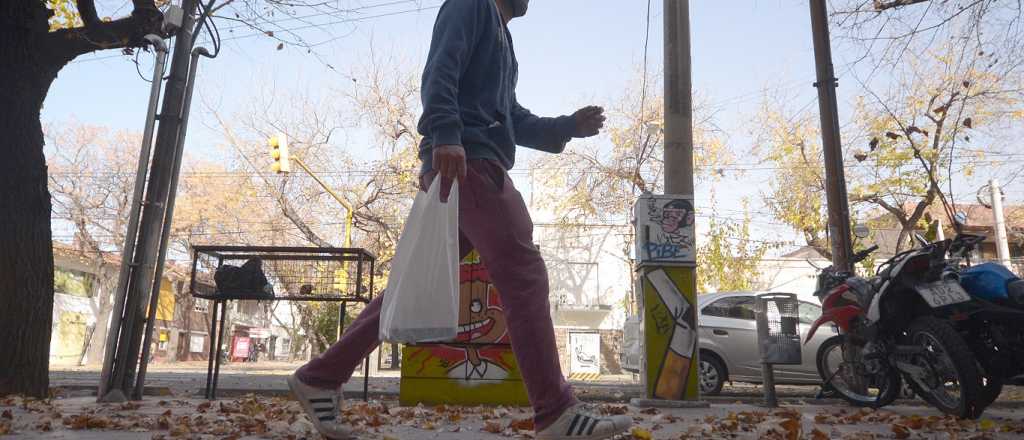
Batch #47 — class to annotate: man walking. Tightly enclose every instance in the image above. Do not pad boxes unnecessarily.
[287,1,631,439]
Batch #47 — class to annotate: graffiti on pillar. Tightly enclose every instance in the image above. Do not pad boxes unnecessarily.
[643,267,699,400]
[400,251,529,406]
[635,195,696,264]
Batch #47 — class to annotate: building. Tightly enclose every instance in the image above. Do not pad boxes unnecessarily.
[148,270,218,363]
[50,244,118,366]
[868,203,1024,273]
[534,223,633,377]
[755,246,832,302]
[50,243,217,366]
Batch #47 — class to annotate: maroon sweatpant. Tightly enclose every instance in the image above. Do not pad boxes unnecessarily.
[295,159,577,430]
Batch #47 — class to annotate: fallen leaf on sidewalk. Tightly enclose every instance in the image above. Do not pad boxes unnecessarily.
[630,427,652,439]
[779,417,802,440]
[118,401,140,410]
[600,405,628,415]
[483,420,503,433]
[810,428,829,440]
[508,417,533,432]
[63,414,112,430]
[891,423,911,439]
[0,420,11,435]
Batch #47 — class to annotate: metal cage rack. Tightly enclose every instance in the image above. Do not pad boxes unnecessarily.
[187,245,377,399]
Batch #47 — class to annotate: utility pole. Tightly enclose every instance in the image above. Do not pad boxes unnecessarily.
[663,0,694,195]
[631,0,705,406]
[98,0,201,402]
[990,179,1012,268]
[809,0,854,272]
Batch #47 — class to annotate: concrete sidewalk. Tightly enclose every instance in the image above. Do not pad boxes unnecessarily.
[49,368,852,404]
[3,394,1023,439]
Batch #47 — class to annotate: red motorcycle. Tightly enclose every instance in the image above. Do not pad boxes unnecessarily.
[806,245,902,408]
[807,241,984,418]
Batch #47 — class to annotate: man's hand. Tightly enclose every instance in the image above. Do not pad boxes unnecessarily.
[572,105,606,138]
[433,144,467,182]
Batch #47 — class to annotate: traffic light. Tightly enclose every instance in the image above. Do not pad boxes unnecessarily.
[270,133,290,173]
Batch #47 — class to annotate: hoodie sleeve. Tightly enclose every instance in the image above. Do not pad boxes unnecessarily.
[418,0,489,148]
[511,94,577,154]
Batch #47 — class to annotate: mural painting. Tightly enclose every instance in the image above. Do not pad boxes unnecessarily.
[634,194,700,400]
[635,195,696,265]
[399,251,529,406]
[642,265,699,400]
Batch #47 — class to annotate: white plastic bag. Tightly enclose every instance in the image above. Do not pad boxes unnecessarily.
[379,178,460,343]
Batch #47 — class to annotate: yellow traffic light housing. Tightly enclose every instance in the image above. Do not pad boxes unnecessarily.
[270,133,290,174]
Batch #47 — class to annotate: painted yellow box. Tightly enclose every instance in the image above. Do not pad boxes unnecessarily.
[642,266,700,400]
[399,345,529,406]
[399,252,529,406]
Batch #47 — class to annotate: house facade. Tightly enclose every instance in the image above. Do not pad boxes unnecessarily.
[50,243,218,366]
[533,223,633,377]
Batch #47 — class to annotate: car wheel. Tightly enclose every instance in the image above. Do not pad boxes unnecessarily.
[699,355,726,396]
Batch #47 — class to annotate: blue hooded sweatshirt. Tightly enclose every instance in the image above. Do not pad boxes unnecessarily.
[416,0,577,174]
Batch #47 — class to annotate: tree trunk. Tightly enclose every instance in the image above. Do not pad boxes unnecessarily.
[84,266,118,365]
[0,2,63,397]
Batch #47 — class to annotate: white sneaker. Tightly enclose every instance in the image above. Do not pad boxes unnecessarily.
[536,403,632,440]
[287,374,353,440]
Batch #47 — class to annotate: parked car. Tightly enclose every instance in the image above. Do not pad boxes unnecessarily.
[697,291,836,395]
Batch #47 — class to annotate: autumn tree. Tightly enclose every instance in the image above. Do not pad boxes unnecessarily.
[47,123,140,365]
[832,0,1024,70]
[697,200,778,293]
[2,0,401,397]
[205,55,422,352]
[762,34,1023,254]
[46,120,278,362]
[757,95,836,258]
[530,70,731,300]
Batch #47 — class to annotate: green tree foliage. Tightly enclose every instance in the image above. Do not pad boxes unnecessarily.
[757,99,833,258]
[697,201,777,292]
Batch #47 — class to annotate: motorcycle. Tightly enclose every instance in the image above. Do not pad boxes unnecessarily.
[807,238,985,418]
[938,233,1024,408]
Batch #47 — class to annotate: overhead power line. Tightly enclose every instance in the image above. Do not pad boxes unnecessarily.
[68,2,442,64]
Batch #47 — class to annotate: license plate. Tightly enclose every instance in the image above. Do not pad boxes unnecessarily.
[918,281,972,308]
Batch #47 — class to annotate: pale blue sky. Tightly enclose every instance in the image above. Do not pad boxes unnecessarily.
[44,0,1024,250]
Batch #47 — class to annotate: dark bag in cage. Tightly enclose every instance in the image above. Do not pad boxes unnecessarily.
[214,258,275,300]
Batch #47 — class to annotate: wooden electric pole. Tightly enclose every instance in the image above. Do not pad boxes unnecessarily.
[809,0,854,272]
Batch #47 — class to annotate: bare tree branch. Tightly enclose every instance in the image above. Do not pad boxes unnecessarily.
[873,0,930,11]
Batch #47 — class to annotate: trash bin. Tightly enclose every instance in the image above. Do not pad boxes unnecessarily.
[755,293,802,365]
[755,293,801,407]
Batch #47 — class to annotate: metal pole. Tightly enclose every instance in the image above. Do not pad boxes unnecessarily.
[98,35,167,400]
[762,363,778,408]
[991,179,1013,268]
[663,0,694,196]
[134,47,211,399]
[809,0,854,272]
[100,0,200,402]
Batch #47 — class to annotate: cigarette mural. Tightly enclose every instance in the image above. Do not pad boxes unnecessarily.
[642,267,699,399]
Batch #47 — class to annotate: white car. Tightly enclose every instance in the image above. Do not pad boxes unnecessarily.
[696,291,837,395]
